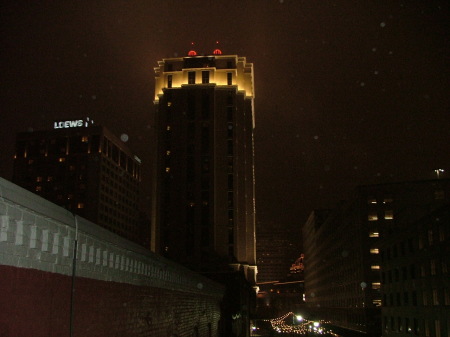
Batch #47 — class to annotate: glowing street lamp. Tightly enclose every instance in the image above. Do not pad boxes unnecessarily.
[434,169,444,179]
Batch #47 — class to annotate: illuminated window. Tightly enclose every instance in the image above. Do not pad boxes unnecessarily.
[370,248,379,254]
[58,157,65,162]
[77,203,84,209]
[81,136,89,143]
[384,210,394,220]
[188,71,196,84]
[47,176,53,182]
[166,125,171,131]
[373,299,381,306]
[369,232,379,238]
[36,176,43,182]
[165,167,170,173]
[372,282,381,289]
[368,212,378,221]
[368,197,377,204]
[371,265,381,270]
[166,150,171,156]
[167,101,172,107]
[35,186,42,192]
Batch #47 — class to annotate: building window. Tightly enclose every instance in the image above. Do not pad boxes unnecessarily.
[372,282,381,289]
[371,265,381,270]
[431,260,436,275]
[167,74,172,88]
[58,157,65,162]
[77,203,84,209]
[81,136,88,143]
[369,231,379,238]
[35,186,42,192]
[368,197,377,204]
[368,212,378,221]
[384,210,394,220]
[373,299,381,306]
[370,248,379,254]
[444,289,450,305]
[433,289,439,305]
[227,72,232,85]
[423,291,428,306]
[202,71,209,84]
[36,176,43,182]
[188,71,196,84]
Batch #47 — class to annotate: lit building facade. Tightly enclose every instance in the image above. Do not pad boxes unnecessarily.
[256,222,302,283]
[12,120,147,246]
[151,51,257,285]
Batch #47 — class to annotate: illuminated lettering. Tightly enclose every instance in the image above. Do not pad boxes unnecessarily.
[53,119,86,129]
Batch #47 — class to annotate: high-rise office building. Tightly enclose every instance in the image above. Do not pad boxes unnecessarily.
[151,49,257,284]
[303,179,450,336]
[12,119,147,246]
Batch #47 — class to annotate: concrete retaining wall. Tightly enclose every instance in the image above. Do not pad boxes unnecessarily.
[0,177,224,337]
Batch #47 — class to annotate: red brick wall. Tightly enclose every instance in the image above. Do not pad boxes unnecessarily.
[0,265,221,337]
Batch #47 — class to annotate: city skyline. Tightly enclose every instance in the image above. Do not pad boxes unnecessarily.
[1,1,449,229]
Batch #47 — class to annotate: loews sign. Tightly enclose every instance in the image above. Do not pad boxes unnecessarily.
[53,117,94,129]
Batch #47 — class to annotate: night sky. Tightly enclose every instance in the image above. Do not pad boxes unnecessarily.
[1,1,449,231]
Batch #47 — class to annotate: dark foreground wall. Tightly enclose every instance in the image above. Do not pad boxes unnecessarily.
[0,178,224,337]
[1,265,220,337]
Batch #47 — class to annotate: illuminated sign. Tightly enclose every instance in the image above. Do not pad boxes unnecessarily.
[53,117,94,129]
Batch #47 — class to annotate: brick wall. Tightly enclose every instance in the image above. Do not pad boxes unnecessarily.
[0,177,224,337]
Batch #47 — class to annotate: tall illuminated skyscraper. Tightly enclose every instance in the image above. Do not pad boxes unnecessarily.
[151,49,257,284]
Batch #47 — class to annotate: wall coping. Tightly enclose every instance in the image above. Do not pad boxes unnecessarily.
[0,177,224,297]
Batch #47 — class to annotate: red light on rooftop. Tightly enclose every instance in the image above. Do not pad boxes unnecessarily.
[213,49,222,55]
[188,50,197,56]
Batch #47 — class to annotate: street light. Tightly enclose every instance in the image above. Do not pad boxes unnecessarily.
[434,169,444,179]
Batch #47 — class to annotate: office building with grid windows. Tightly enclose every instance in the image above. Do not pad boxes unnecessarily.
[12,121,147,247]
[303,179,450,337]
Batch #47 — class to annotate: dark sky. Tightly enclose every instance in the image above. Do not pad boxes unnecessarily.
[1,1,449,229]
